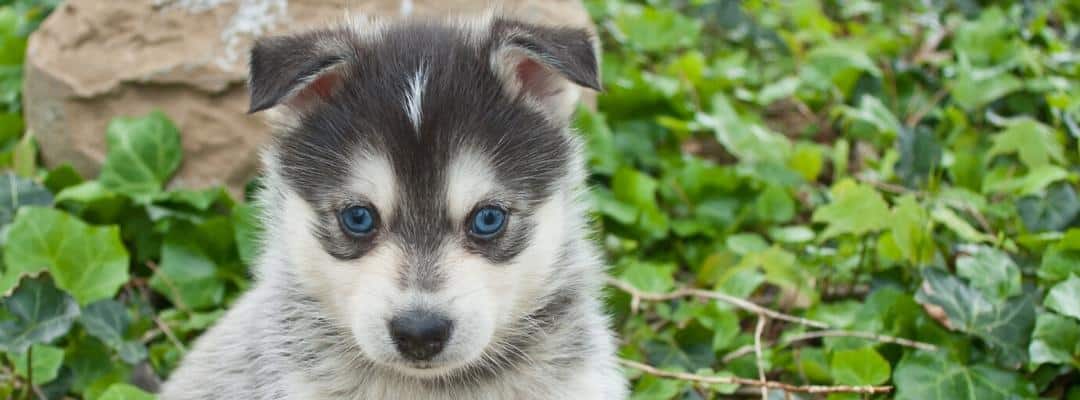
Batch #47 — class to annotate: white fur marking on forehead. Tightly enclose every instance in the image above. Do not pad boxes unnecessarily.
[399,0,414,16]
[446,151,497,221]
[349,153,397,217]
[404,66,428,134]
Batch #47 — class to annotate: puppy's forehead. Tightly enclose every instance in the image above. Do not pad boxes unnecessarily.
[276,21,573,213]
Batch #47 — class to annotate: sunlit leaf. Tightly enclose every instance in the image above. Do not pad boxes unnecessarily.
[98,111,182,202]
[3,207,129,305]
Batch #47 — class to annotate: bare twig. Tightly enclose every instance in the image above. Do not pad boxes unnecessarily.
[619,359,893,394]
[144,261,192,314]
[605,277,830,329]
[754,315,768,400]
[152,316,188,354]
[723,330,937,363]
[905,87,950,127]
[130,276,189,354]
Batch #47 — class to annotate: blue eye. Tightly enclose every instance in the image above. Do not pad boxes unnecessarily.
[470,206,507,238]
[340,206,376,236]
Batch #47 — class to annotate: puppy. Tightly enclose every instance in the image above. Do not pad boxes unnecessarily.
[160,14,626,400]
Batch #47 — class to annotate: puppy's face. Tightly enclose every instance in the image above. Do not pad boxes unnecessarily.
[250,18,599,377]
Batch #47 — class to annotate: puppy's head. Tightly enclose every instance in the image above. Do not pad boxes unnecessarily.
[249,16,600,377]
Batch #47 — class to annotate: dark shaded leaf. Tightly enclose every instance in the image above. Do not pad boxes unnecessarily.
[0,277,79,353]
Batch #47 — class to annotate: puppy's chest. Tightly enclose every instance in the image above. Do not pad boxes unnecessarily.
[282,370,556,400]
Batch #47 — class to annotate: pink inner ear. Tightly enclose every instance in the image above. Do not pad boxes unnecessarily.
[288,70,343,109]
[515,58,560,98]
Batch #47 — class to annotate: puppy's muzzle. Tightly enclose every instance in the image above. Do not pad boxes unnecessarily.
[389,309,454,361]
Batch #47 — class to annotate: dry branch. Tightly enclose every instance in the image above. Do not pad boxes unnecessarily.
[619,359,893,394]
[605,277,830,328]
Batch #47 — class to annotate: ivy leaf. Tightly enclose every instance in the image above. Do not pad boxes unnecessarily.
[149,219,235,310]
[1039,245,1080,284]
[931,206,994,244]
[831,347,890,385]
[9,343,64,385]
[232,203,262,267]
[987,118,1066,168]
[893,352,1035,400]
[835,95,902,140]
[1029,312,1080,367]
[575,107,619,176]
[79,300,148,364]
[955,245,1021,300]
[915,268,1034,367]
[619,259,676,293]
[0,277,79,354]
[701,93,791,164]
[1016,183,1080,233]
[812,179,890,240]
[98,111,183,202]
[1044,275,1080,320]
[98,383,156,400]
[895,127,942,188]
[3,207,129,305]
[0,172,51,225]
[613,5,701,52]
[889,195,934,265]
[952,61,1022,111]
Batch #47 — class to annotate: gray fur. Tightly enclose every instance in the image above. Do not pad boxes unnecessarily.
[161,15,626,400]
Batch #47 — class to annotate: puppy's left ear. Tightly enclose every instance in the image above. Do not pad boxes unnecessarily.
[247,30,353,114]
[490,19,601,121]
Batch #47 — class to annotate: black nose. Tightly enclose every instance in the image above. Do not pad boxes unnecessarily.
[389,310,453,361]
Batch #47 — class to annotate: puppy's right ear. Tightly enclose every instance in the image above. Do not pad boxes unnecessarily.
[248,31,353,114]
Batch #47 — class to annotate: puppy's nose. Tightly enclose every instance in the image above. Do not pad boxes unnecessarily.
[389,310,453,361]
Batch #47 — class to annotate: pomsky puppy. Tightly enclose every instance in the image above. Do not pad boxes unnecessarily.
[160,13,627,400]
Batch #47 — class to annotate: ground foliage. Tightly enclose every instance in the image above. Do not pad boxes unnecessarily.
[1,0,1079,399]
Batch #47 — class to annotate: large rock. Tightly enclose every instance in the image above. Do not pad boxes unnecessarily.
[24,0,594,194]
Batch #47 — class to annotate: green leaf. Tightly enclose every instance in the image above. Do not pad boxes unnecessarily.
[889,195,934,265]
[149,219,237,310]
[1029,312,1080,367]
[1039,246,1080,284]
[1045,275,1080,321]
[804,41,881,94]
[613,167,659,210]
[830,347,890,385]
[99,383,156,400]
[955,245,1021,300]
[0,172,52,225]
[3,207,129,305]
[232,203,262,267]
[754,185,795,223]
[0,277,79,354]
[931,206,994,244]
[812,179,890,240]
[619,259,675,293]
[835,95,902,140]
[895,128,942,188]
[987,118,1066,168]
[43,164,84,194]
[79,300,147,364]
[1016,183,1080,233]
[613,5,701,52]
[700,93,791,164]
[98,111,183,201]
[152,187,229,211]
[952,62,1022,111]
[9,343,64,385]
[916,268,1035,367]
[725,233,768,256]
[893,352,1035,400]
[12,131,36,178]
[575,107,619,175]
